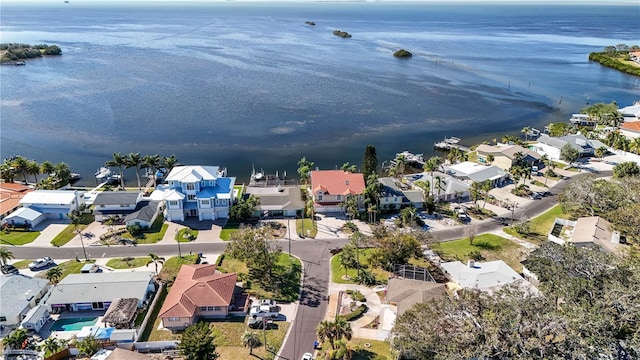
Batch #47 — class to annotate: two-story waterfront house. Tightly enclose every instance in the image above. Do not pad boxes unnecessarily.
[310,170,365,213]
[162,166,235,221]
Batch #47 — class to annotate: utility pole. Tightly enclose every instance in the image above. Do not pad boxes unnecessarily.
[175,229,182,258]
[287,218,291,259]
[77,230,88,261]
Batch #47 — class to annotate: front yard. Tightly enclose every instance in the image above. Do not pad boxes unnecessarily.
[503,205,571,244]
[50,213,93,246]
[430,233,527,272]
[0,228,40,245]
[330,248,389,285]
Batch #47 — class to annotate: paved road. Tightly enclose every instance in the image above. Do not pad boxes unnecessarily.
[5,170,610,358]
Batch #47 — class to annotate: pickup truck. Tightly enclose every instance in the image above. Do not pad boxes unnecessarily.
[28,257,54,270]
[250,305,280,319]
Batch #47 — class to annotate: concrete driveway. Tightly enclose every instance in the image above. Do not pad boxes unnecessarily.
[30,220,70,247]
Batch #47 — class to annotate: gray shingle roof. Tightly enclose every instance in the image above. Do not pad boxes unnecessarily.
[124,201,159,223]
[1,274,50,322]
[92,191,141,206]
[45,272,153,305]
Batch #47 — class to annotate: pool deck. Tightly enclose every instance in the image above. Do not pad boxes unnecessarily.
[39,310,106,341]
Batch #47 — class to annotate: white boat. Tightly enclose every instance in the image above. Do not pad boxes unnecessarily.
[95,167,112,181]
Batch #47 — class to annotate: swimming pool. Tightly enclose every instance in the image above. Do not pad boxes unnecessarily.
[51,317,98,332]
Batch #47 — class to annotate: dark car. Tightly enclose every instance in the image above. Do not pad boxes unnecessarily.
[247,317,274,329]
[1,264,19,275]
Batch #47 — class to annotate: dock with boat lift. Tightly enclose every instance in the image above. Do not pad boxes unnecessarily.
[433,136,470,152]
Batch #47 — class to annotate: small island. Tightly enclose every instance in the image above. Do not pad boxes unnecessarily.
[1,43,62,64]
[393,49,413,58]
[305,21,316,26]
[333,30,352,38]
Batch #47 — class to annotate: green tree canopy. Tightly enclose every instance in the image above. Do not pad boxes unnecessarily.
[362,145,378,181]
[179,322,219,360]
[560,143,579,164]
[613,161,640,178]
[230,194,260,220]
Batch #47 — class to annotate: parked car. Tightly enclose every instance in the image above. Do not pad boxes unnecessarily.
[247,317,274,329]
[1,264,19,275]
[250,305,280,319]
[28,257,54,270]
[259,299,277,307]
[301,353,313,360]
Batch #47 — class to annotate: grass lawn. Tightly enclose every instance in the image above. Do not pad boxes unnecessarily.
[158,254,199,283]
[0,229,41,245]
[149,318,290,360]
[11,259,32,269]
[220,222,242,241]
[34,260,95,282]
[431,234,527,272]
[219,253,301,302]
[106,256,153,269]
[296,218,318,238]
[175,228,199,243]
[330,248,389,285]
[50,213,93,247]
[121,217,168,244]
[317,339,392,360]
[503,205,571,244]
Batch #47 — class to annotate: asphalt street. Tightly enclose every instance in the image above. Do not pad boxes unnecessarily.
[4,171,610,359]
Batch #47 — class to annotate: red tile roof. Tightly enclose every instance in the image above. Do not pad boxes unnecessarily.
[159,264,237,318]
[0,183,33,215]
[310,170,365,196]
[621,121,640,133]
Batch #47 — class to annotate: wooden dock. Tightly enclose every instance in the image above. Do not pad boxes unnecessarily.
[433,136,470,152]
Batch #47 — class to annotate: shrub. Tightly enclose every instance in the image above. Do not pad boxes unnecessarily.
[347,289,366,302]
[344,304,368,321]
[127,224,143,236]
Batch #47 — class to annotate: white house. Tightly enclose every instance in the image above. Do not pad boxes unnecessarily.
[0,274,50,329]
[403,172,470,202]
[21,304,49,333]
[441,260,534,294]
[2,207,47,228]
[533,134,608,161]
[620,103,640,122]
[158,166,236,222]
[377,177,407,210]
[441,162,509,188]
[92,191,144,222]
[6,190,83,228]
[44,272,155,313]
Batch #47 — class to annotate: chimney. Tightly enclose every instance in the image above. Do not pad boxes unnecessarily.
[467,260,475,268]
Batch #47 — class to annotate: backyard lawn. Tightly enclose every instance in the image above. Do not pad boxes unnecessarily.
[503,205,571,244]
[431,234,527,272]
[0,229,41,245]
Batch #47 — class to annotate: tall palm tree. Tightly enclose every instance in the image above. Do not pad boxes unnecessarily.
[541,155,554,187]
[334,339,353,360]
[161,154,180,176]
[481,180,492,209]
[41,161,55,178]
[105,153,126,188]
[40,337,62,355]
[423,156,444,197]
[125,152,143,190]
[334,316,353,347]
[470,181,482,210]
[521,126,531,142]
[0,247,15,266]
[12,156,29,183]
[142,154,162,186]
[297,157,314,186]
[146,253,165,275]
[341,162,357,173]
[26,160,40,183]
[46,267,63,285]
[54,162,72,186]
[434,175,446,204]
[317,320,337,350]
[241,331,261,355]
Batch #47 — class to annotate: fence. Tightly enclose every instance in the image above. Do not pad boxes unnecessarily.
[393,264,436,283]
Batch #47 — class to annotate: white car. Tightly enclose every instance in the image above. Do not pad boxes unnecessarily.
[301,353,313,360]
[250,305,280,319]
[259,299,276,307]
[28,257,54,270]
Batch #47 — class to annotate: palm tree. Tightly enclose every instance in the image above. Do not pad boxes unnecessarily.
[521,126,531,142]
[161,154,180,176]
[54,162,72,186]
[481,180,492,209]
[241,331,261,355]
[26,160,40,183]
[317,320,337,350]
[630,138,640,155]
[434,175,446,204]
[12,156,29,183]
[105,153,126,188]
[142,154,162,186]
[41,161,55,178]
[595,146,607,159]
[3,328,28,350]
[297,157,315,186]
[40,337,62,355]
[470,181,482,209]
[0,247,15,266]
[414,180,430,206]
[390,155,406,179]
[340,196,359,220]
[146,253,165,275]
[125,152,143,190]
[341,162,357,173]
[486,154,495,165]
[46,267,63,285]
[541,155,554,187]
[423,156,444,197]
[333,339,353,360]
[334,316,353,347]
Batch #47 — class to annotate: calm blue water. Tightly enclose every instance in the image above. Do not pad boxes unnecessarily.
[50,317,98,331]
[1,2,639,184]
